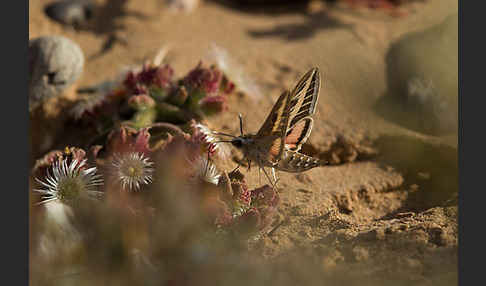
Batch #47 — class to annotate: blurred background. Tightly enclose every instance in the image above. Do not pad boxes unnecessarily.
[29,0,458,285]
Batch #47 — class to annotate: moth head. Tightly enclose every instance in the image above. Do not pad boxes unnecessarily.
[231,137,244,148]
[230,135,253,149]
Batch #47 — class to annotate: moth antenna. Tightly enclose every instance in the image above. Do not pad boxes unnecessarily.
[213,140,233,144]
[260,165,277,190]
[213,131,237,138]
[238,113,244,136]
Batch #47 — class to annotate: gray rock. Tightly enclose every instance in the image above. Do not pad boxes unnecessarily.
[384,13,458,135]
[44,0,95,28]
[29,36,84,112]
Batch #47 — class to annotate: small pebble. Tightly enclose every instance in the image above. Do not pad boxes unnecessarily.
[44,0,95,27]
[395,212,414,218]
[295,173,313,184]
[296,188,312,194]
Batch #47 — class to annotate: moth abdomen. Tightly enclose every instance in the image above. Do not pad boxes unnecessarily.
[275,150,323,172]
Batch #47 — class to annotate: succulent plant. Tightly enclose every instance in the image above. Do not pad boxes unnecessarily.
[30,119,282,286]
[69,61,235,138]
[217,169,280,234]
[31,57,276,283]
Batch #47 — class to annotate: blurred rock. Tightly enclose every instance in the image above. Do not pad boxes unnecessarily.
[384,13,458,135]
[29,35,84,112]
[44,0,95,28]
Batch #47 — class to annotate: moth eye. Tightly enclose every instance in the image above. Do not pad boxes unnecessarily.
[231,139,243,148]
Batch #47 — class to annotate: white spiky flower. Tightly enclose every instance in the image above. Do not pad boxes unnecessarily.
[34,159,104,205]
[111,152,154,191]
[192,156,221,185]
[193,122,231,160]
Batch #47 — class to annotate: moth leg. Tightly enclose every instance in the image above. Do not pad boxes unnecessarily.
[271,168,277,183]
[275,176,281,186]
[271,167,281,188]
[260,165,277,190]
[247,158,251,172]
[267,212,285,236]
[258,167,261,185]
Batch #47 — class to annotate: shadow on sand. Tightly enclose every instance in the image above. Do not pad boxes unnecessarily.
[374,134,457,214]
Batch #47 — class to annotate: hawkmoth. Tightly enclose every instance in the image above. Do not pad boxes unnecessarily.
[216,67,327,187]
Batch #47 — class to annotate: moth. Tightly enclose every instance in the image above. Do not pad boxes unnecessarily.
[215,67,327,187]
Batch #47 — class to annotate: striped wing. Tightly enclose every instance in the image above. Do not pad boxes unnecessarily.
[285,118,313,151]
[285,67,321,152]
[256,90,292,164]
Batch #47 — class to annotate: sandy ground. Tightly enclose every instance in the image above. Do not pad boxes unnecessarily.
[29,0,458,284]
